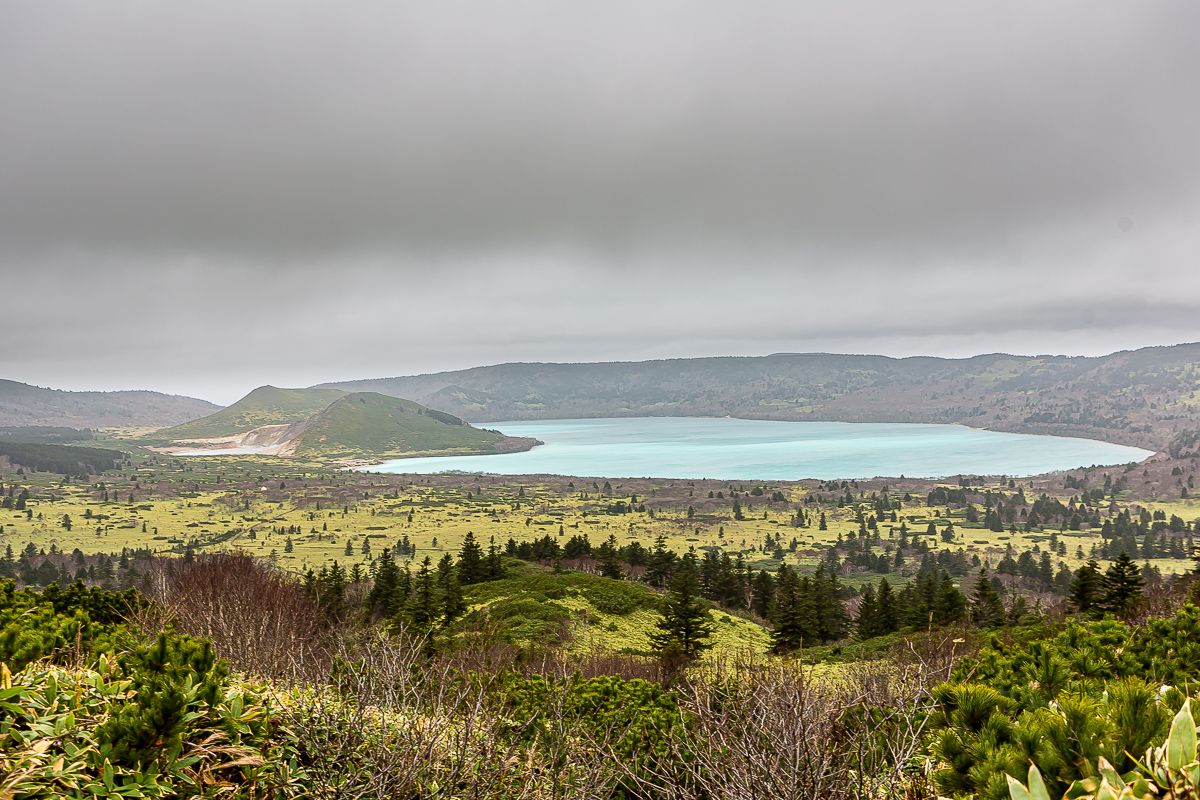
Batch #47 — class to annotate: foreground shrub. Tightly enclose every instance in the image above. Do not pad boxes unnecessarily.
[1007,698,1200,800]
[932,605,1200,798]
[0,658,307,799]
[0,580,135,671]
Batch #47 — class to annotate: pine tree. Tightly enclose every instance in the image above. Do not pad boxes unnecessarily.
[485,536,506,581]
[1100,551,1143,615]
[812,564,849,642]
[436,553,464,625]
[646,534,674,587]
[750,569,775,618]
[650,551,714,662]
[771,565,816,652]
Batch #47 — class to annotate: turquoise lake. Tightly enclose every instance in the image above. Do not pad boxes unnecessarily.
[363,417,1154,480]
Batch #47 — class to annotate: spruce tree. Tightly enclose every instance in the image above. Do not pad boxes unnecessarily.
[650,551,714,662]
[970,568,1005,628]
[857,584,879,639]
[1069,560,1102,613]
[876,577,898,634]
[406,556,438,634]
[436,553,464,625]
[599,533,624,579]
[1100,551,1143,615]
[367,548,400,617]
[750,569,775,618]
[457,532,485,584]
[646,534,674,587]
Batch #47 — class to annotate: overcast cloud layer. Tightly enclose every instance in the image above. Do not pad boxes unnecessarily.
[2,1,1199,404]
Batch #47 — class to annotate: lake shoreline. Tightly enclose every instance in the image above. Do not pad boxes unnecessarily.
[354,416,1155,481]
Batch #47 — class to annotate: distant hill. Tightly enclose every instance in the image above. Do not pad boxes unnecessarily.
[283,392,532,459]
[154,385,348,441]
[0,379,219,429]
[152,387,538,461]
[319,343,1200,451]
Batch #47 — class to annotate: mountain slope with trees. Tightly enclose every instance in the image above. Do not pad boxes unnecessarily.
[320,342,1200,451]
[0,378,219,429]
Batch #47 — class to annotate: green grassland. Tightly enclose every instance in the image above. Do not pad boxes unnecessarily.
[5,449,1197,583]
[456,563,771,656]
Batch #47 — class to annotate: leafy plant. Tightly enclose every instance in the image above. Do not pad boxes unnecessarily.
[1008,698,1200,800]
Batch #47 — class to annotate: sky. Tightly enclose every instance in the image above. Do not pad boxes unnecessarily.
[2,2,1199,405]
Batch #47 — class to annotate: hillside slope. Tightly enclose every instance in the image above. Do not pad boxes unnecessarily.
[456,564,770,656]
[153,385,348,441]
[283,392,533,459]
[320,343,1200,450]
[0,379,219,429]
[153,387,538,460]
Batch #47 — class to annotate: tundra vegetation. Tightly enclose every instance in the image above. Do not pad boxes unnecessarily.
[3,444,1200,797]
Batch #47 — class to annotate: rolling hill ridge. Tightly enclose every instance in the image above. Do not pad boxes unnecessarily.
[319,343,1200,451]
[151,387,539,461]
[0,379,219,429]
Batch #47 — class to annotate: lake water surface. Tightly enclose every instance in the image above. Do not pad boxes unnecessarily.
[363,417,1154,480]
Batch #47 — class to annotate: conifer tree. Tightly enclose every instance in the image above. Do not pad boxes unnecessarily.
[1100,551,1143,615]
[876,577,898,634]
[598,533,623,579]
[458,531,485,584]
[970,568,1004,628]
[646,534,674,587]
[485,536,506,581]
[1069,559,1102,612]
[857,584,879,639]
[436,553,464,625]
[406,556,438,634]
[650,551,714,662]
[750,569,775,618]
[367,548,400,617]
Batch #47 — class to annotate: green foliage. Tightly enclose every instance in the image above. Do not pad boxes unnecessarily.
[0,580,135,672]
[933,605,1200,798]
[651,551,715,662]
[154,385,348,440]
[97,633,229,768]
[0,658,307,799]
[1008,698,1200,800]
[494,672,685,765]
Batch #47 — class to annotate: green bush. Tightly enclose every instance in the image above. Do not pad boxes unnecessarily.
[495,672,685,763]
[0,580,135,672]
[931,605,1200,798]
[1008,698,1200,800]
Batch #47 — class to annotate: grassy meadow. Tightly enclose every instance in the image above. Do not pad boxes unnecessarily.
[6,445,1197,584]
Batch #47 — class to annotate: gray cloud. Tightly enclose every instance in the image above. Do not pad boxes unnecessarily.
[1,2,1199,403]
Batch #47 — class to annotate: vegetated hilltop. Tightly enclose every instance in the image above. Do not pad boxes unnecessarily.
[151,386,538,460]
[319,342,1200,451]
[153,385,348,441]
[284,391,537,460]
[0,378,219,428]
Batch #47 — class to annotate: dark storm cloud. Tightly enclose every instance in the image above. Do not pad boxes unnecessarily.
[1,2,1199,402]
